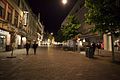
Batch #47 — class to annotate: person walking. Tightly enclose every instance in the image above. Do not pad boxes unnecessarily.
[32,41,38,55]
[96,42,101,55]
[25,42,30,55]
[91,42,96,55]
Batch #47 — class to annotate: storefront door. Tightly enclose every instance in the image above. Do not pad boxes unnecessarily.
[0,35,5,51]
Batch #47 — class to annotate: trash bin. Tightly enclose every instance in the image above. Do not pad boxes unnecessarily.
[86,47,90,57]
[89,47,94,58]
[86,47,94,58]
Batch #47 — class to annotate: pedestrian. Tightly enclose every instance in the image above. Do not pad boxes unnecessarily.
[11,42,15,56]
[25,41,30,55]
[32,41,38,55]
[117,41,120,51]
[96,42,101,55]
[91,42,96,55]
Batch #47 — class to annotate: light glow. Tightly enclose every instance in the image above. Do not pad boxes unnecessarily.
[62,0,67,5]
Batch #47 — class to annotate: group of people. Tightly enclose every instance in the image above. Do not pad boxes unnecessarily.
[91,42,104,55]
[85,42,103,57]
[25,41,38,55]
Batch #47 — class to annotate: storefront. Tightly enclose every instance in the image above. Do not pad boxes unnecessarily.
[0,34,5,51]
[0,29,10,51]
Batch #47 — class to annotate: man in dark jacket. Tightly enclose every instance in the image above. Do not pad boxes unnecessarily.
[91,42,96,55]
[32,41,38,55]
[25,42,30,55]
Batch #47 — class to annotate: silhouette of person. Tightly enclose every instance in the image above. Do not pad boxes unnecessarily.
[91,42,96,55]
[25,42,30,55]
[32,41,38,55]
[96,42,101,55]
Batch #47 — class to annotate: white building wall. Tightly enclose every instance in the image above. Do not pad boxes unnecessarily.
[104,34,108,50]
[108,35,112,51]
[103,34,112,51]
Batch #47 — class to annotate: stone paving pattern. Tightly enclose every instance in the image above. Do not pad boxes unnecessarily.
[0,47,120,80]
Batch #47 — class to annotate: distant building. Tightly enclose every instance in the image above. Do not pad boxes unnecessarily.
[0,0,44,51]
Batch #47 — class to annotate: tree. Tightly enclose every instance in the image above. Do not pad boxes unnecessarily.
[85,0,120,62]
[55,29,64,42]
[57,15,80,42]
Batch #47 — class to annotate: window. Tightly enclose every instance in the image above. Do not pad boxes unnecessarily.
[20,1,24,10]
[19,16,23,29]
[0,1,5,19]
[7,12,12,23]
[14,11,18,27]
[13,0,20,7]
[0,6,2,17]
[16,0,20,7]
[7,6,12,23]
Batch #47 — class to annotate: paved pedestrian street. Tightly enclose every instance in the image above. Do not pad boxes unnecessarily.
[0,47,120,80]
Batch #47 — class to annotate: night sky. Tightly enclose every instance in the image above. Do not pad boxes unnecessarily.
[26,0,77,35]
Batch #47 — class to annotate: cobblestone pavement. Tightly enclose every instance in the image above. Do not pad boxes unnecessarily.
[0,47,120,80]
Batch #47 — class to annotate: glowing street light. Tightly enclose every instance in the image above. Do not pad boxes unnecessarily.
[62,0,67,5]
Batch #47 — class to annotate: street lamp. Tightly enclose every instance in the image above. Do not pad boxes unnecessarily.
[62,0,67,5]
[51,32,53,35]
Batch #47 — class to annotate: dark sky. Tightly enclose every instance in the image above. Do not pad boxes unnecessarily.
[26,0,77,35]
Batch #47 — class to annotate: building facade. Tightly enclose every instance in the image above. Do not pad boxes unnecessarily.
[62,0,100,47]
[0,0,44,51]
[61,0,116,51]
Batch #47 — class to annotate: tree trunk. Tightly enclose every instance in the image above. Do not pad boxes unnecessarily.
[111,33,115,62]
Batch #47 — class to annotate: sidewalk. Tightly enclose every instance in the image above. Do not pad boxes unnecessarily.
[0,48,26,56]
[0,47,120,80]
[68,48,120,62]
[0,48,120,62]
[94,49,120,62]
